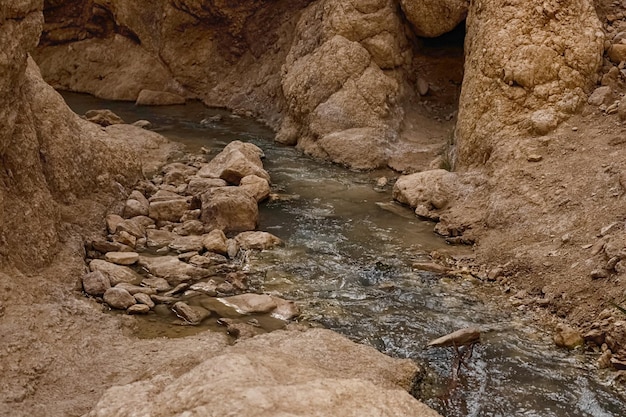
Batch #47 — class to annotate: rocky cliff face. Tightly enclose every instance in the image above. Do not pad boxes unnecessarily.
[0,0,164,271]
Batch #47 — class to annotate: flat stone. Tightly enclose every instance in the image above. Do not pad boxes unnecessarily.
[591,269,608,279]
[172,302,210,325]
[104,251,139,265]
[146,229,178,249]
[234,231,282,250]
[138,255,212,285]
[186,177,227,196]
[189,280,218,296]
[127,304,151,314]
[412,262,451,274]
[217,294,277,315]
[103,288,136,310]
[115,283,156,296]
[149,190,186,203]
[188,253,228,268]
[84,109,125,126]
[163,283,190,297]
[90,259,143,286]
[150,295,179,305]
[202,229,228,255]
[173,220,205,236]
[527,154,543,162]
[91,239,130,254]
[141,277,171,292]
[112,230,136,248]
[82,270,111,296]
[169,235,205,253]
[134,293,155,308]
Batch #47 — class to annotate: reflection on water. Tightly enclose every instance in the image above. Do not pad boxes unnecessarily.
[63,92,626,417]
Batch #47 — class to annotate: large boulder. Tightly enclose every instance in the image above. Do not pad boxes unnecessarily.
[200,187,259,233]
[86,329,440,417]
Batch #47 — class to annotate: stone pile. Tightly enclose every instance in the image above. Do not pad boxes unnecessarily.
[81,138,298,334]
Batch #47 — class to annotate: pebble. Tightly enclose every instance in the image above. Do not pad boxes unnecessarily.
[590,269,608,279]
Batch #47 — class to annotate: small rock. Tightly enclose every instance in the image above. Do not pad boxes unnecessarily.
[611,357,626,370]
[375,177,388,188]
[149,200,189,223]
[115,283,156,296]
[217,294,277,315]
[172,302,210,325]
[141,277,171,292]
[146,229,177,249]
[127,304,151,314]
[487,267,504,281]
[200,187,258,233]
[584,329,606,346]
[132,120,152,129]
[202,229,229,255]
[239,175,271,202]
[598,350,613,369]
[591,269,608,279]
[527,154,543,162]
[225,272,248,291]
[188,254,227,268]
[150,295,179,305]
[553,324,584,349]
[103,288,136,310]
[85,109,125,126]
[530,109,558,135]
[590,239,606,256]
[216,281,236,295]
[134,293,155,308]
[270,296,300,321]
[104,251,139,265]
[601,222,620,236]
[113,231,136,248]
[227,239,239,259]
[82,271,111,296]
[173,220,205,236]
[587,86,613,106]
[186,177,228,196]
[417,77,429,96]
[169,235,205,253]
[217,318,263,339]
[106,214,124,234]
[609,44,626,64]
[607,256,620,271]
[164,283,190,297]
[428,327,481,348]
[189,280,218,296]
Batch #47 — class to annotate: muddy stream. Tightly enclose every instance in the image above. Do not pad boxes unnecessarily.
[64,93,626,417]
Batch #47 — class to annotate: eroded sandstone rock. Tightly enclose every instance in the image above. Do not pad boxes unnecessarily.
[200,187,258,233]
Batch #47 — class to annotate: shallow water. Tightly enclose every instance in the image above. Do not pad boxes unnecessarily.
[64,92,626,417]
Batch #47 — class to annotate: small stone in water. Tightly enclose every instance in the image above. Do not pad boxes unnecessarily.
[127,304,151,314]
[172,302,210,325]
[134,293,155,308]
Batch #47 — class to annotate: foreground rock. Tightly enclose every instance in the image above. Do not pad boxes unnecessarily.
[86,329,440,417]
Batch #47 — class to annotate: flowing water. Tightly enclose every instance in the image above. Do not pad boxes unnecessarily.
[63,92,626,417]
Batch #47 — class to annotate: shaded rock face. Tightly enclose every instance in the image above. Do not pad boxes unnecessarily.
[455,0,603,167]
[0,2,173,270]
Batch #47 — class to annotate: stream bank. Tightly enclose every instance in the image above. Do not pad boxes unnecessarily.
[64,93,626,417]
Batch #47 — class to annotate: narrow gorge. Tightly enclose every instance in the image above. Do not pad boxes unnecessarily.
[3,0,626,416]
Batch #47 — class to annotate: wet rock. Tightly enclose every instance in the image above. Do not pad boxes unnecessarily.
[225,272,248,292]
[134,292,155,308]
[239,175,270,202]
[393,169,459,213]
[135,89,186,106]
[84,109,125,126]
[217,294,277,315]
[553,324,584,349]
[200,187,258,233]
[146,229,177,249]
[104,251,139,266]
[427,327,481,348]
[177,251,199,262]
[103,288,136,310]
[270,296,300,321]
[150,295,179,305]
[141,277,171,292]
[149,199,189,223]
[132,120,152,129]
[172,302,210,325]
[169,235,205,253]
[173,220,205,236]
[218,318,263,339]
[234,231,282,250]
[584,329,606,346]
[163,283,190,297]
[412,262,451,274]
[186,177,228,196]
[90,259,143,286]
[216,281,236,295]
[82,271,111,296]
[126,304,151,314]
[189,280,218,297]
[317,128,389,170]
[138,255,212,285]
[197,141,269,185]
[203,229,228,255]
[115,283,156,296]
